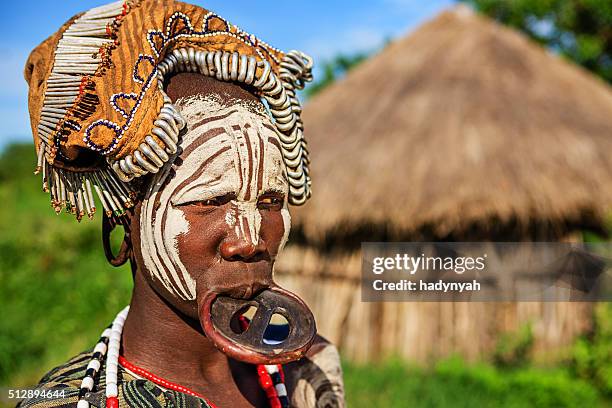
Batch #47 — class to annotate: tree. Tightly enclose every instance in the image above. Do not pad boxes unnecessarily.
[305,52,370,97]
[462,0,612,83]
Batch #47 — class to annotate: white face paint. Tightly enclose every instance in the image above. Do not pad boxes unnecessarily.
[140,95,291,300]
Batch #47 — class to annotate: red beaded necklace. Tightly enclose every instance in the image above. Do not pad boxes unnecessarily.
[239,315,289,408]
[118,356,215,405]
[117,355,287,408]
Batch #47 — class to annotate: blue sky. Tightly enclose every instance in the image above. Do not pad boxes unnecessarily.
[0,0,454,148]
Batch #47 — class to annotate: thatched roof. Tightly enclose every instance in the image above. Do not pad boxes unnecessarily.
[292,6,612,246]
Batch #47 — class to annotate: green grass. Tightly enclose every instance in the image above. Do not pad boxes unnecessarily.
[344,357,609,408]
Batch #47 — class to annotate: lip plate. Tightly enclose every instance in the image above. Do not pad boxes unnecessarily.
[200,286,317,365]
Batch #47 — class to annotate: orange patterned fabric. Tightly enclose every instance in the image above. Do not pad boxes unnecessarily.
[25,0,286,169]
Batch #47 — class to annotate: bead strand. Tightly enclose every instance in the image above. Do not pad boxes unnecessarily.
[265,364,289,408]
[105,305,129,408]
[238,316,288,408]
[77,327,112,408]
[80,308,288,408]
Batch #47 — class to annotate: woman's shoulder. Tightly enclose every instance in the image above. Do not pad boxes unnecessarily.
[285,336,345,408]
[16,351,94,408]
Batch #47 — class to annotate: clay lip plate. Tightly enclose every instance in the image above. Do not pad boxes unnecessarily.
[200,286,317,365]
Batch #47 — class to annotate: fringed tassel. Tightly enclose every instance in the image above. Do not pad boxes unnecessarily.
[40,155,133,222]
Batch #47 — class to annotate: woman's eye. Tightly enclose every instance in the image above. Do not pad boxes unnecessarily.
[257,196,283,210]
[181,194,234,208]
[190,199,220,207]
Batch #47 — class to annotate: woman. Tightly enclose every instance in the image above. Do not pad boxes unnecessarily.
[20,1,344,407]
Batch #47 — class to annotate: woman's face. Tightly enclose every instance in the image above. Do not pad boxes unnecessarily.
[131,75,291,319]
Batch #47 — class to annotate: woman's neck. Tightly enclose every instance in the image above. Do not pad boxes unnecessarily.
[121,269,264,406]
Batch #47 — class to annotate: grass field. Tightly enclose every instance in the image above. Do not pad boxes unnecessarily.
[344,357,611,408]
[1,143,611,407]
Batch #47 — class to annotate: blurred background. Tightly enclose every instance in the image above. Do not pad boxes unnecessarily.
[1,1,612,407]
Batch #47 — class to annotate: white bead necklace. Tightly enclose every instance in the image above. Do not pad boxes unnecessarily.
[77,306,129,408]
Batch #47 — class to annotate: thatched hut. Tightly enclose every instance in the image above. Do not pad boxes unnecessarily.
[275,6,612,362]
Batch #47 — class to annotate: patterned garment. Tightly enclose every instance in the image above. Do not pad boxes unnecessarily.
[16,350,213,408]
[16,344,346,408]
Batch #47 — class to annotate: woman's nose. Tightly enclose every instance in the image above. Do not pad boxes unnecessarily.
[220,238,267,262]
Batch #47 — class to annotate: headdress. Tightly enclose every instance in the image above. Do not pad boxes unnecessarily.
[25,0,313,221]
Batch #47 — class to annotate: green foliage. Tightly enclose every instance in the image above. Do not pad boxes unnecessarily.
[571,303,612,396]
[305,52,370,97]
[463,0,612,83]
[344,357,603,408]
[0,143,132,386]
[494,322,534,367]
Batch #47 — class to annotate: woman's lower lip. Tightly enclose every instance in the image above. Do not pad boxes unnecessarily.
[207,280,271,300]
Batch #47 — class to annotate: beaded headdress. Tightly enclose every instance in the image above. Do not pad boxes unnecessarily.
[25,0,313,221]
